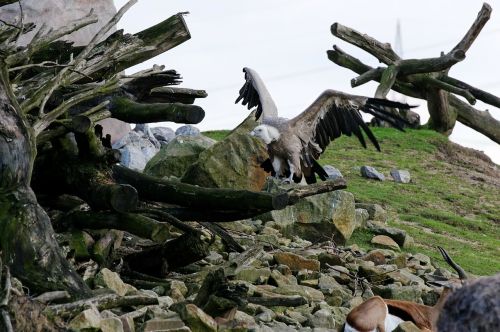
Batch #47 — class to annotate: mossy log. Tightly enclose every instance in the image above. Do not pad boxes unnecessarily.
[113,165,289,212]
[60,211,172,243]
[123,233,210,277]
[110,97,205,124]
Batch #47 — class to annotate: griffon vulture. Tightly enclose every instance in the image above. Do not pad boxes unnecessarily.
[235,67,414,184]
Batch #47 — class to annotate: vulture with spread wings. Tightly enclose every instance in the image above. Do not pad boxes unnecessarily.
[235,67,414,184]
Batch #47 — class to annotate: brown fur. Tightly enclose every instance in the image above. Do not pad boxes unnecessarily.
[346,296,388,332]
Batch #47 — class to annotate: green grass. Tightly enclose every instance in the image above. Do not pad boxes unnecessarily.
[203,128,500,275]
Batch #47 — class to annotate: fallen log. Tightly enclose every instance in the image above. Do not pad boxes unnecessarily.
[113,165,289,212]
[123,233,210,277]
[109,97,205,124]
[45,294,158,319]
[60,211,172,243]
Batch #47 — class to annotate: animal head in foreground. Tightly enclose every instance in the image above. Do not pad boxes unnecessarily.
[344,246,470,332]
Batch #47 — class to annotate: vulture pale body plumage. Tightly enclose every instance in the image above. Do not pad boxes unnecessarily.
[235,67,413,184]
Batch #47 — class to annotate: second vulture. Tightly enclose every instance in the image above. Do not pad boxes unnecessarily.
[235,67,415,184]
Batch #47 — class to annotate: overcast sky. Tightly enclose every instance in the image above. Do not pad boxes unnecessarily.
[114,0,500,163]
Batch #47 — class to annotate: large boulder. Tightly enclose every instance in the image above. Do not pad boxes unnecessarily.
[260,179,357,245]
[181,113,269,190]
[145,135,216,178]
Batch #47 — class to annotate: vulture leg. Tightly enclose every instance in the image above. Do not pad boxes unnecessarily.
[272,157,284,179]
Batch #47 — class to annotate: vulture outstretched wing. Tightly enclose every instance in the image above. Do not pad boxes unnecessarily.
[287,90,413,163]
[235,67,278,121]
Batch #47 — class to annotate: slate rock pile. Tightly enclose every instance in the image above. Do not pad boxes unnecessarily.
[24,202,460,332]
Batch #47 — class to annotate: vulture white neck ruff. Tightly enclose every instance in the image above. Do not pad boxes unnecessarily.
[251,124,280,144]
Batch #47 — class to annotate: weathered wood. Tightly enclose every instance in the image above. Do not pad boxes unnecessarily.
[45,294,158,319]
[113,165,290,212]
[441,76,500,107]
[287,178,347,204]
[331,23,400,65]
[198,222,245,253]
[61,211,172,243]
[248,295,308,307]
[451,3,492,53]
[123,233,210,277]
[327,44,500,144]
[33,291,71,304]
[451,95,500,144]
[92,230,118,265]
[110,97,205,124]
[147,86,208,104]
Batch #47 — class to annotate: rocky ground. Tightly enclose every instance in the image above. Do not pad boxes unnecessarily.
[5,120,497,331]
[8,198,457,332]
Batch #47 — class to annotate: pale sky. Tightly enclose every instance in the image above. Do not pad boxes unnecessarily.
[114,0,500,163]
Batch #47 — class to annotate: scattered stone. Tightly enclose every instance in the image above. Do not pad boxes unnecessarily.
[272,284,325,303]
[178,303,217,332]
[142,318,187,332]
[355,203,387,222]
[204,251,224,265]
[236,267,272,284]
[394,321,424,332]
[317,252,344,269]
[151,126,176,146]
[94,268,136,296]
[360,165,385,181]
[355,208,370,229]
[309,309,336,329]
[371,235,401,251]
[373,284,423,302]
[100,317,124,332]
[323,165,343,180]
[175,125,200,136]
[274,252,320,272]
[68,306,102,330]
[144,135,216,178]
[391,169,412,183]
[113,126,162,171]
[367,221,414,248]
[363,250,387,266]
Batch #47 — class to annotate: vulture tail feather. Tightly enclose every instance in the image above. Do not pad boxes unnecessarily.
[312,159,328,181]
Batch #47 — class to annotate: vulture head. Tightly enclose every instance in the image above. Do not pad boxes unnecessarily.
[250,124,280,144]
[236,67,414,184]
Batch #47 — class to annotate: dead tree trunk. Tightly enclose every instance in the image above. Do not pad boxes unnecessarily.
[0,67,90,297]
[328,3,500,143]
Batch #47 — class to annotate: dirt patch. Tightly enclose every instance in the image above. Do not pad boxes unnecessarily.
[435,140,500,188]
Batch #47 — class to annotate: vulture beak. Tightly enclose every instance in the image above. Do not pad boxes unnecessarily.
[250,130,256,136]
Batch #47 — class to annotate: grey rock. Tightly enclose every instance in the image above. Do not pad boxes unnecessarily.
[181,114,269,190]
[360,166,385,181]
[394,321,423,332]
[355,208,370,229]
[355,203,387,222]
[94,268,136,296]
[373,284,423,302]
[391,169,412,183]
[175,125,200,137]
[144,135,216,178]
[323,165,343,180]
[134,124,161,149]
[151,127,176,145]
[260,183,357,245]
[113,131,160,171]
[68,306,102,330]
[367,221,414,248]
[235,267,272,284]
[142,317,187,332]
[371,235,401,251]
[309,309,335,329]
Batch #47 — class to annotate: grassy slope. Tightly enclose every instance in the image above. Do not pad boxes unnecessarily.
[203,128,500,275]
